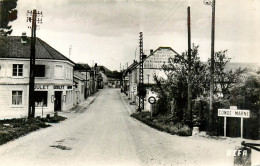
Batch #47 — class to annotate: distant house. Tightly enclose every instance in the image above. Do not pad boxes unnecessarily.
[98,66,122,88]
[74,63,91,97]
[143,47,179,84]
[73,70,86,105]
[0,34,75,118]
[123,47,178,99]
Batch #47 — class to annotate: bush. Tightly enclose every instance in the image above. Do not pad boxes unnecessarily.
[176,125,192,136]
[0,115,66,145]
[131,112,192,136]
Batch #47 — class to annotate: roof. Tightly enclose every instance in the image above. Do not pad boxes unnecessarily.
[123,47,179,75]
[144,46,179,61]
[0,36,74,64]
[98,65,111,73]
[105,70,122,79]
[73,70,86,81]
[74,63,91,71]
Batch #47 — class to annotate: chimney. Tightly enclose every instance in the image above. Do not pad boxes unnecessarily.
[21,32,27,44]
[150,49,153,55]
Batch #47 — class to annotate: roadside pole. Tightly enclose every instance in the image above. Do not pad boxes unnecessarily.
[148,96,156,118]
[187,6,192,123]
[27,9,43,118]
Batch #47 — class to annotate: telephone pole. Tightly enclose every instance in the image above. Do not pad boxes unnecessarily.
[187,6,192,123]
[138,32,144,112]
[27,9,43,118]
[147,74,150,85]
[204,0,216,132]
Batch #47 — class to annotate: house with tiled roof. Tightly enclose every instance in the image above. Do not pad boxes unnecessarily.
[0,34,75,118]
[122,46,178,111]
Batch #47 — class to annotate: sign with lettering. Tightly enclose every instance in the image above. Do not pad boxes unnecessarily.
[54,85,64,89]
[218,106,250,138]
[218,109,250,118]
[233,146,251,166]
[34,85,48,90]
[132,84,137,94]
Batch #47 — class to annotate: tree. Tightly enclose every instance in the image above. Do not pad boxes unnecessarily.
[0,0,18,36]
[209,50,248,99]
[154,45,208,122]
[0,0,18,55]
[229,71,260,139]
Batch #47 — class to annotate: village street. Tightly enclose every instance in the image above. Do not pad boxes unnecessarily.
[0,88,259,166]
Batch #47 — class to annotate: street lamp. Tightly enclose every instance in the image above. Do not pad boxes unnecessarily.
[204,0,215,133]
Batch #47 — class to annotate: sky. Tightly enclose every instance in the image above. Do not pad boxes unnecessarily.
[10,0,260,71]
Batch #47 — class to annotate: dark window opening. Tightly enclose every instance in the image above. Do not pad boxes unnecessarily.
[13,64,23,76]
[35,91,48,107]
[35,65,45,77]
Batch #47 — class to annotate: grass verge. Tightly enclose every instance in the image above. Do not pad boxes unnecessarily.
[131,112,192,136]
[0,115,66,145]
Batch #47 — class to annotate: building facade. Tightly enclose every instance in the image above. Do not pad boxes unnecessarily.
[143,47,178,84]
[0,35,75,118]
[122,46,178,111]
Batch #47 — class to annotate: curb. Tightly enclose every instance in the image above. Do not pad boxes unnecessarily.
[118,91,136,115]
[64,90,101,114]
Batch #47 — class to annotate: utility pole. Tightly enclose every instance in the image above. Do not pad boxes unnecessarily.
[27,9,42,118]
[69,45,72,59]
[187,6,192,123]
[138,32,144,112]
[85,65,88,99]
[147,74,150,85]
[204,0,216,132]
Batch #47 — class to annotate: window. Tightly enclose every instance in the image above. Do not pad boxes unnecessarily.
[54,65,63,79]
[35,65,45,77]
[13,64,23,76]
[12,91,22,105]
[35,91,48,107]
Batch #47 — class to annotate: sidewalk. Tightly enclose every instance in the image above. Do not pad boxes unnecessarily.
[60,90,100,116]
[118,90,137,115]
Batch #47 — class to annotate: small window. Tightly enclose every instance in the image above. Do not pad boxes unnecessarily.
[35,65,45,77]
[13,64,23,76]
[55,65,63,79]
[12,91,23,105]
[35,91,48,107]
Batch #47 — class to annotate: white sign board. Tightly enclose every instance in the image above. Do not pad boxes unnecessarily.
[218,106,250,138]
[218,109,250,118]
[132,84,137,94]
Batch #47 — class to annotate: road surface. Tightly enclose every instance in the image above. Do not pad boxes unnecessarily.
[0,88,259,166]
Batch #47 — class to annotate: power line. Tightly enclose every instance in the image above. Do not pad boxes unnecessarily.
[147,0,187,33]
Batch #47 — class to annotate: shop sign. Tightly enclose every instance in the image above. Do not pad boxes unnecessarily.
[34,85,48,90]
[54,85,64,89]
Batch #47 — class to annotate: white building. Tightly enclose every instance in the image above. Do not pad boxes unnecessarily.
[123,47,178,111]
[73,70,86,105]
[0,35,75,118]
[143,47,178,84]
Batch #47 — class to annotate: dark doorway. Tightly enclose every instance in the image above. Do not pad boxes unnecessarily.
[54,91,62,112]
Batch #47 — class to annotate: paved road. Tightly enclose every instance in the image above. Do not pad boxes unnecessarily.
[0,89,258,166]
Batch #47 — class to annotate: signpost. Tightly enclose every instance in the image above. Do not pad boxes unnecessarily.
[132,84,137,95]
[148,96,156,118]
[148,96,156,104]
[218,106,250,138]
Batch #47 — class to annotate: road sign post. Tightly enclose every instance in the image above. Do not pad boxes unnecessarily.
[218,106,250,138]
[148,96,156,118]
